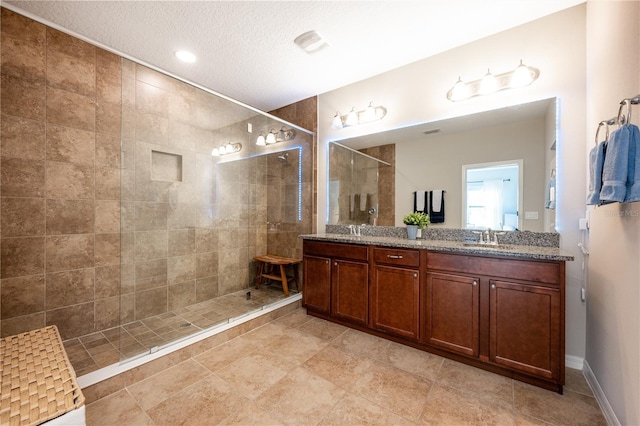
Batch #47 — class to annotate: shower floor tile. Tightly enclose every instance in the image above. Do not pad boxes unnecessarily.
[64,285,295,377]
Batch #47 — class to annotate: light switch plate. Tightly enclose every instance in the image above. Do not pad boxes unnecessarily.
[524,211,539,220]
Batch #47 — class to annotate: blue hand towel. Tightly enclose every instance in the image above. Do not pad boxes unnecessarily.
[624,124,640,203]
[586,141,606,205]
[600,125,630,203]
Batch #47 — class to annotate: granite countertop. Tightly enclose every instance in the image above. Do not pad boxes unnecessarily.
[300,233,575,262]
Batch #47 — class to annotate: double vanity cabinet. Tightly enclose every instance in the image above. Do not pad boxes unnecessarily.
[302,236,571,393]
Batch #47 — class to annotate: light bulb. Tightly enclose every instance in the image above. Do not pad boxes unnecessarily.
[226,143,234,153]
[360,102,376,123]
[256,133,266,146]
[345,108,358,126]
[450,77,470,101]
[211,147,219,156]
[331,112,343,129]
[277,127,286,142]
[510,60,534,88]
[266,131,276,144]
[479,69,498,95]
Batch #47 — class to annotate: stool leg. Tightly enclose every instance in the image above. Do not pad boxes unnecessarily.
[255,261,264,289]
[292,264,300,292]
[279,265,290,297]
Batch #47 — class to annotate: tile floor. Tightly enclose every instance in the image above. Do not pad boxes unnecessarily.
[64,285,291,376]
[85,307,607,426]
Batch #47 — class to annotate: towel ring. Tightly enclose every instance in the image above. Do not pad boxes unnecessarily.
[617,99,631,125]
[595,121,609,145]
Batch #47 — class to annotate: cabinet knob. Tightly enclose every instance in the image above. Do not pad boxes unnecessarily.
[473,281,478,286]
[334,262,338,266]
[325,260,329,264]
[491,284,496,289]
[413,273,418,278]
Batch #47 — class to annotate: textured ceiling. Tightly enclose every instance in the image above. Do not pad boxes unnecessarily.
[3,1,583,112]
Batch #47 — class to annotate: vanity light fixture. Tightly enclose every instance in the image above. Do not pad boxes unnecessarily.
[331,102,388,129]
[211,142,242,156]
[255,126,296,146]
[447,60,539,102]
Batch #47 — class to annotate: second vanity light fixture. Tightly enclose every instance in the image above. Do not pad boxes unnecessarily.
[331,102,387,129]
[447,60,540,102]
[211,142,242,156]
[256,126,296,146]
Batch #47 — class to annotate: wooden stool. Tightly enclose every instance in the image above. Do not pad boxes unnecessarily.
[253,254,302,297]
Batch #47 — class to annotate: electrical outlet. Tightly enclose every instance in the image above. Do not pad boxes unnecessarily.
[579,218,589,230]
[581,288,586,301]
[524,211,539,220]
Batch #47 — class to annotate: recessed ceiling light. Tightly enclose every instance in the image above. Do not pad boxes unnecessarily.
[175,50,196,63]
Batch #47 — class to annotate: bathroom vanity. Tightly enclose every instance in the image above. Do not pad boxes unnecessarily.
[300,232,573,393]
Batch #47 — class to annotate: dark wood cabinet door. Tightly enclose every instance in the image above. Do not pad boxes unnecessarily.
[331,260,369,325]
[370,265,420,341]
[424,272,480,357]
[302,255,331,314]
[490,280,561,380]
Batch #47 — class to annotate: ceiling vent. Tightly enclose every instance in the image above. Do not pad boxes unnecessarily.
[294,30,329,54]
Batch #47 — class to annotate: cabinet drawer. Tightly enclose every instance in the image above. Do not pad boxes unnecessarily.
[304,240,368,261]
[426,252,560,285]
[373,247,420,267]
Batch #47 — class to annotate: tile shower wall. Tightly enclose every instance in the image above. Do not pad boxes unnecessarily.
[359,144,395,226]
[0,8,122,339]
[0,7,316,344]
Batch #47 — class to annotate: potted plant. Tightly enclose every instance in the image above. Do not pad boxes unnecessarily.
[402,212,430,240]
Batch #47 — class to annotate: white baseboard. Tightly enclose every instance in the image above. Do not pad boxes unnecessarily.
[565,354,584,370]
[583,360,621,426]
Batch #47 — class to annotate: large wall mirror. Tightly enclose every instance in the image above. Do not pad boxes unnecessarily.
[329,98,558,232]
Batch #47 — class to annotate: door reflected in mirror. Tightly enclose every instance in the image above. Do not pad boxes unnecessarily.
[463,160,523,230]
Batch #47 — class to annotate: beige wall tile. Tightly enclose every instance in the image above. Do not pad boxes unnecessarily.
[46,268,94,309]
[196,276,218,302]
[95,233,120,267]
[135,287,167,320]
[45,160,94,199]
[95,167,120,201]
[167,255,196,285]
[167,202,196,229]
[168,228,195,257]
[46,28,95,62]
[136,81,169,117]
[134,230,166,261]
[1,197,45,237]
[1,8,46,44]
[0,274,45,319]
[1,32,46,83]
[168,281,196,311]
[46,48,96,96]
[95,265,120,298]
[134,202,167,231]
[46,301,94,340]
[96,50,121,104]
[46,199,94,234]
[95,200,120,233]
[1,75,45,121]
[195,228,217,252]
[120,293,135,324]
[0,312,45,338]
[1,157,45,198]
[95,296,119,330]
[46,124,94,165]
[46,234,94,272]
[95,133,120,169]
[46,87,95,131]
[135,259,167,280]
[135,111,168,145]
[0,114,45,160]
[96,101,121,136]
[1,237,44,278]
[196,251,217,278]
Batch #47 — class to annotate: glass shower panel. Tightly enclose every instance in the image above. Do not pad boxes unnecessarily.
[328,143,382,226]
[120,60,314,363]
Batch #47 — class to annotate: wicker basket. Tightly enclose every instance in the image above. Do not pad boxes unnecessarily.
[0,325,85,426]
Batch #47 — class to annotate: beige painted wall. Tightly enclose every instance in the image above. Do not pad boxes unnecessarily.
[585,1,640,425]
[318,5,587,360]
[394,117,546,231]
